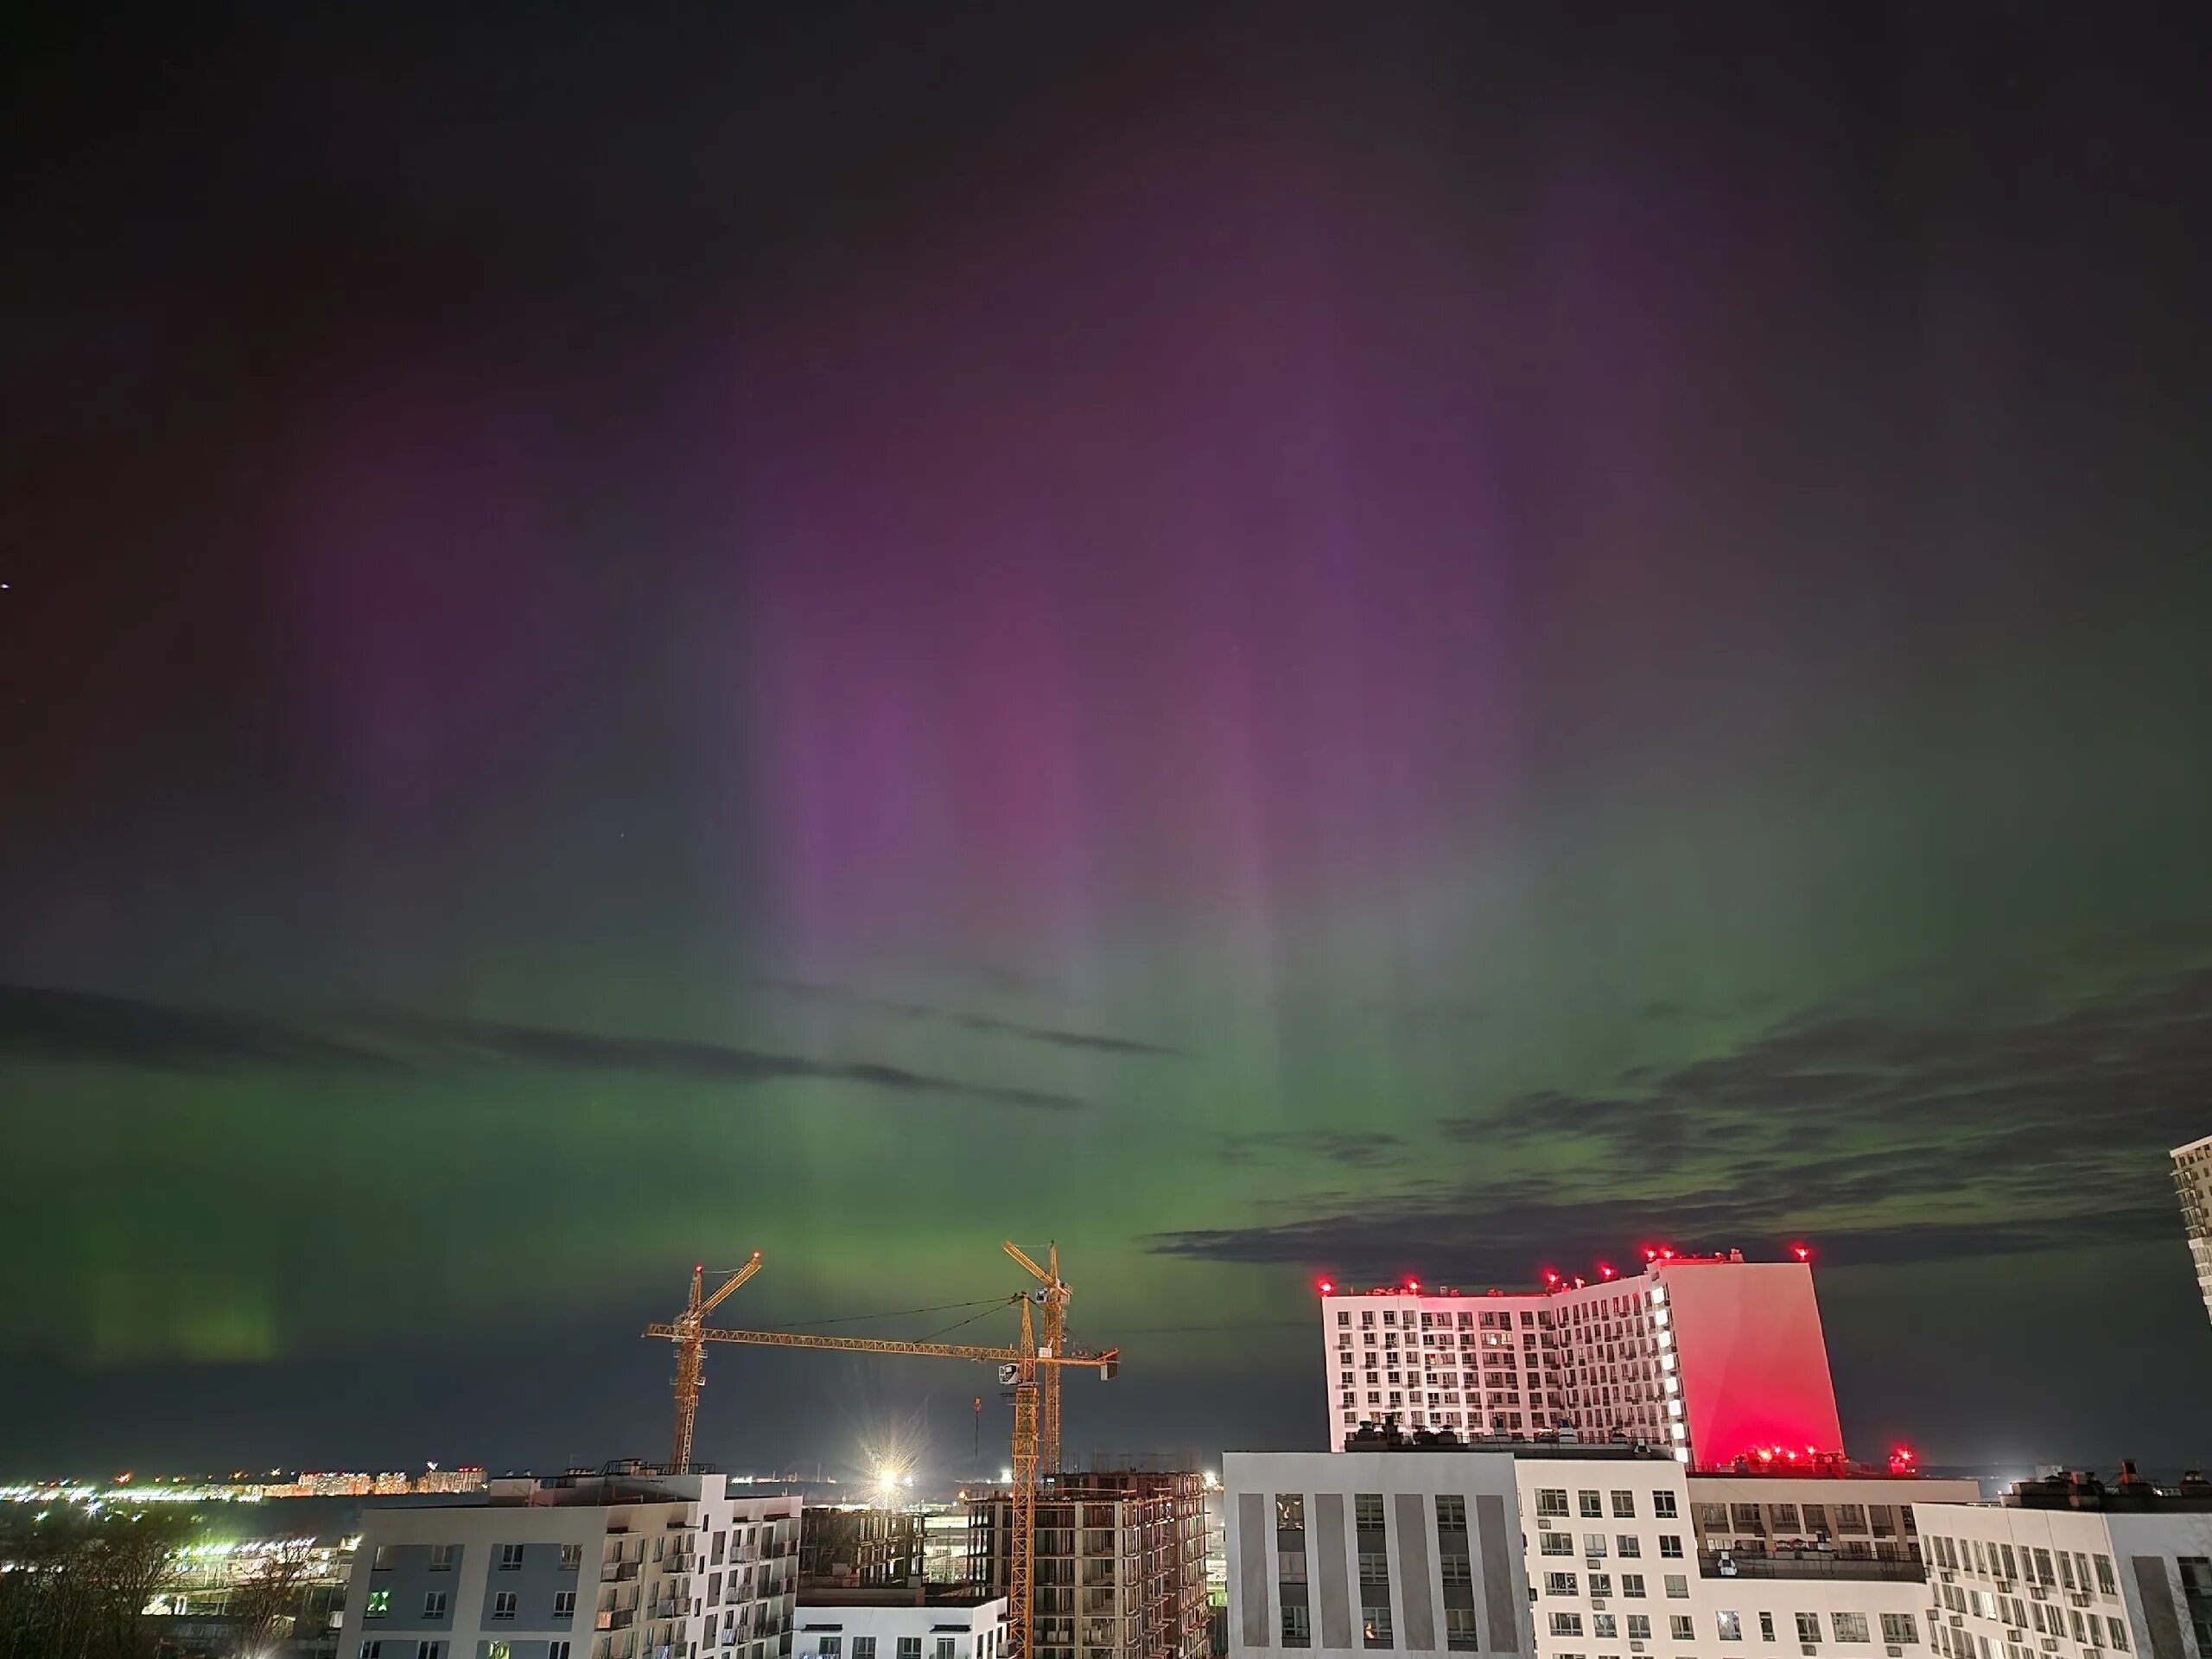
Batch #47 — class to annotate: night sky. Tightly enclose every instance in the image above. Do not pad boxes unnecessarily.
[4,3,2210,1481]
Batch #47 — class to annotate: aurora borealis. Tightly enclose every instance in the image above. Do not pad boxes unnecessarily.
[3,4,2210,1476]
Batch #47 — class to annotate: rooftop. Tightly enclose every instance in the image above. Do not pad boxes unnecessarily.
[798,1586,1002,1611]
[1338,1425,1675,1460]
[2003,1466,2212,1514]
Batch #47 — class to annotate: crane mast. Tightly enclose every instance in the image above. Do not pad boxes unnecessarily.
[665,1251,763,1472]
[643,1242,1114,1659]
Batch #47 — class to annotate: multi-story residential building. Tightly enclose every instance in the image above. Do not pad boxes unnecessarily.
[793,1586,1007,1659]
[1914,1471,2212,1659]
[966,1469,1210,1659]
[1319,1251,1843,1467]
[1221,1447,1535,1659]
[801,1508,925,1590]
[336,1467,798,1659]
[2173,1137,2212,1327]
[1224,1446,1983,1659]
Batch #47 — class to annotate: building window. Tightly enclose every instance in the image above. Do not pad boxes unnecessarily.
[362,1646,384,1659]
[1611,1492,1636,1519]
[1594,1614,1618,1640]
[1882,1616,1919,1644]
[374,1546,398,1572]
[493,1592,517,1620]
[560,1544,583,1572]
[2107,1618,2128,1651]
[423,1592,447,1618]
[1361,1551,1390,1586]
[898,1639,922,1659]
[1436,1496,1466,1530]
[1538,1491,1570,1518]
[415,1646,442,1659]
[1653,1493,1678,1519]
[1718,1611,1744,1643]
[499,1544,524,1571]
[550,1646,572,1659]
[1356,1495,1386,1530]
[1670,1617,1694,1641]
[1589,1574,1612,1599]
[429,1544,456,1572]
[1797,1614,1821,1643]
[1617,1535,1641,1558]
[1580,1492,1604,1519]
[1445,1607,1479,1651]
[1663,1576,1688,1600]
[366,1591,391,1621]
[821,1641,842,1657]
[1621,1575,1645,1599]
[555,1591,575,1618]
[1629,1617,1652,1642]
[1283,1605,1312,1648]
[854,1638,877,1659]
[2094,1556,2118,1596]
[486,1647,511,1659]
[1543,1535,1575,1558]
[1759,1612,1776,1643]
[1363,1605,1395,1649]
[1546,1573,1580,1598]
[1551,1614,1586,1638]
[1831,1615,1870,1644]
[1659,1536,1683,1559]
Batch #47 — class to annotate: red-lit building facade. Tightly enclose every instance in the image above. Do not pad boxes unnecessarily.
[1319,1251,1845,1468]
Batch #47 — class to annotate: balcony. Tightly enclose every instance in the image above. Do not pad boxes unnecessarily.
[605,1562,643,1582]
[1700,1554,1925,1585]
[600,1609,637,1630]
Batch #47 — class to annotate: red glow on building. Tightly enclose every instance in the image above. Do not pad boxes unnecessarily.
[1791,1243,1812,1262]
[1597,1262,1616,1280]
[1405,1277,1421,1292]
[1663,1258,1843,1469]
[1317,1279,1335,1295]
[1889,1445,1918,1476]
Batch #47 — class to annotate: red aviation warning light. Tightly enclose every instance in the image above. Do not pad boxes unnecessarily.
[1597,1262,1617,1281]
[1791,1243,1812,1262]
[1889,1445,1918,1476]
[1318,1279,1335,1295]
[1405,1277,1421,1293]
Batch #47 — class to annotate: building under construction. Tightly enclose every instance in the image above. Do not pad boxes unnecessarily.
[965,1468,1209,1659]
[800,1505,925,1589]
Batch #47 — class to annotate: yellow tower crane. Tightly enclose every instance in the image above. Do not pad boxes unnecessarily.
[1002,1240,1070,1473]
[642,1243,1116,1659]
[662,1250,763,1472]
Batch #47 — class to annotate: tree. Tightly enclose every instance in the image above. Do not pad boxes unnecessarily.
[228,1541,320,1659]
[0,1507,194,1659]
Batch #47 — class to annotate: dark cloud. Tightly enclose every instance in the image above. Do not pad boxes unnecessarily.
[1219,1129,1408,1168]
[371,1014,1090,1111]
[755,977,1176,1057]
[0,983,391,1072]
[1152,962,2212,1276]
[0,983,1085,1110]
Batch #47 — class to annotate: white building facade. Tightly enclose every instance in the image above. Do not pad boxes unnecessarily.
[1912,1490,2212,1659]
[1222,1449,1535,1659]
[1225,1448,1987,1659]
[1319,1256,1843,1470]
[337,1470,798,1659]
[793,1592,1007,1659]
[2172,1137,2212,1327]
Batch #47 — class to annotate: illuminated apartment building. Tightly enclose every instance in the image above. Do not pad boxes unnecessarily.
[2172,1136,2212,1327]
[1318,1250,1843,1467]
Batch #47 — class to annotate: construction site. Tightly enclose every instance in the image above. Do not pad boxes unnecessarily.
[645,1240,1212,1659]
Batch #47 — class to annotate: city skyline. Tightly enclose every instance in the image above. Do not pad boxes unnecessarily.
[4,3,2211,1477]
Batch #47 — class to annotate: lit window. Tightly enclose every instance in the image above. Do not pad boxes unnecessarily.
[365,1591,391,1621]
[1718,1611,1744,1643]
